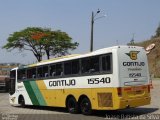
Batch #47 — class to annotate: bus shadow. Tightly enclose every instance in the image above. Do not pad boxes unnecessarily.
[15,105,159,119]
[15,105,68,113]
[91,107,159,118]
[0,90,8,93]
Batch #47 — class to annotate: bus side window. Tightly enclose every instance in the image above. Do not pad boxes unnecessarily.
[17,69,26,81]
[37,67,43,78]
[72,60,79,74]
[32,74,36,78]
[64,60,80,75]
[52,72,56,77]
[81,56,100,74]
[81,58,90,73]
[43,66,49,78]
[64,62,72,75]
[90,56,99,73]
[45,73,49,77]
[102,54,112,72]
[50,65,56,77]
[56,63,63,76]
[27,68,36,79]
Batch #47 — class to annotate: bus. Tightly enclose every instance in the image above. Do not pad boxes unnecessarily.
[9,46,151,115]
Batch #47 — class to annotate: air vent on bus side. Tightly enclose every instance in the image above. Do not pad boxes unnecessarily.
[97,93,113,107]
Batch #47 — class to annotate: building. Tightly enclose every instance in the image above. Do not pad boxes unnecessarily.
[0,63,20,92]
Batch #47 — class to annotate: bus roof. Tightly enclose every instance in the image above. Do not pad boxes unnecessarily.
[17,45,144,69]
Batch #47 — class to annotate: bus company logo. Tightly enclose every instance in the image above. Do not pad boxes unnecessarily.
[125,51,139,60]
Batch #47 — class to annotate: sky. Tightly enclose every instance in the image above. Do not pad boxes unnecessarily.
[0,0,160,64]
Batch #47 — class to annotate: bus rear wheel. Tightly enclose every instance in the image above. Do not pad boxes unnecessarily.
[80,97,92,115]
[67,97,79,114]
[19,96,25,108]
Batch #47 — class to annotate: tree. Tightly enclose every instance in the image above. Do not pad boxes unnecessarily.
[155,24,160,37]
[41,30,79,59]
[152,23,160,38]
[3,27,79,62]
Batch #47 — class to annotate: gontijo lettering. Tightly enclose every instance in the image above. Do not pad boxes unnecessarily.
[123,62,145,66]
[49,79,76,87]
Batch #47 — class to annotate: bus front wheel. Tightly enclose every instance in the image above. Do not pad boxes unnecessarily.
[66,97,79,114]
[80,97,92,115]
[19,96,25,108]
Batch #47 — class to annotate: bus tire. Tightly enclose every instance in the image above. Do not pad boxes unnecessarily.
[66,97,79,114]
[80,97,92,115]
[19,95,25,108]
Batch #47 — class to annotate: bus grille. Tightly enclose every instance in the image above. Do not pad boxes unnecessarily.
[97,93,113,107]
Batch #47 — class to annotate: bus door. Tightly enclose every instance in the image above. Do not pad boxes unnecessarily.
[9,70,16,95]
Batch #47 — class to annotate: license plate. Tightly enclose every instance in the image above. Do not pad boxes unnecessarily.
[133,86,142,91]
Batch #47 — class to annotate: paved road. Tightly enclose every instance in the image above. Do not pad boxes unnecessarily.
[0,80,160,120]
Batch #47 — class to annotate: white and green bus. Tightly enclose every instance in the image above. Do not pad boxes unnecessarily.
[9,46,151,115]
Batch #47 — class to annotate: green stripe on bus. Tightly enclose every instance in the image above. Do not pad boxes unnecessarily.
[30,81,47,106]
[23,81,40,105]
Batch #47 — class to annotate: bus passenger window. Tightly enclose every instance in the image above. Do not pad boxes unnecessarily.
[81,58,90,73]
[102,55,112,72]
[56,63,63,76]
[45,73,49,77]
[27,68,36,79]
[51,72,55,76]
[43,66,48,78]
[90,57,99,72]
[18,69,26,81]
[50,65,56,77]
[72,60,79,74]
[81,56,99,74]
[64,60,79,75]
[32,74,36,78]
[64,62,72,75]
[37,67,43,78]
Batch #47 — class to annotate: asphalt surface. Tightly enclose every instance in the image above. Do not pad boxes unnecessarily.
[0,80,160,120]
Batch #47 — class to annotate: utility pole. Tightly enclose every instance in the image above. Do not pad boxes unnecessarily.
[90,12,94,52]
[90,9,105,52]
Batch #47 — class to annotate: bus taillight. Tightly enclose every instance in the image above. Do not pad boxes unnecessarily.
[148,85,150,93]
[117,87,122,96]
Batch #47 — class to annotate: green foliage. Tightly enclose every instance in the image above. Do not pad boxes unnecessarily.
[3,27,79,62]
[155,24,160,37]
[152,24,160,38]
